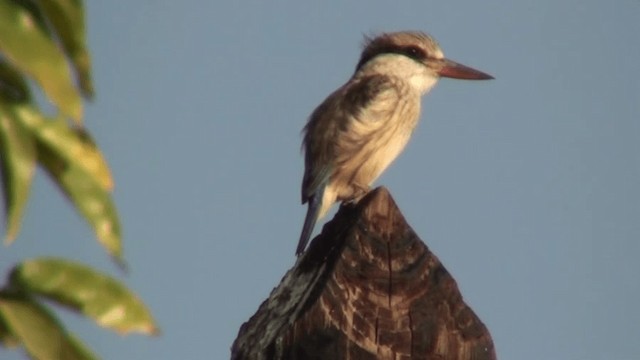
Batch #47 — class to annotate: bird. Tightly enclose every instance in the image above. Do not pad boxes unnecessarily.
[296,31,493,255]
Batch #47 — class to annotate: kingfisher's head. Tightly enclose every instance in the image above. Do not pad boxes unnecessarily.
[355,31,493,93]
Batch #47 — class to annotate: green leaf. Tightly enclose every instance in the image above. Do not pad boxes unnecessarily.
[9,104,120,261]
[0,101,37,244]
[20,108,114,191]
[38,0,94,98]
[0,58,31,103]
[5,0,52,37]
[41,150,121,262]
[0,291,97,360]
[38,142,123,263]
[0,315,20,348]
[0,0,83,122]
[10,258,159,335]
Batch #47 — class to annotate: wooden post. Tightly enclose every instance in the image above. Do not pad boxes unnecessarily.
[232,187,496,360]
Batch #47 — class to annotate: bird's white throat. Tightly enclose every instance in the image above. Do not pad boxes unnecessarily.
[358,54,440,95]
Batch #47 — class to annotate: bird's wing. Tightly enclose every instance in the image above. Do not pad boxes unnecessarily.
[301,75,401,203]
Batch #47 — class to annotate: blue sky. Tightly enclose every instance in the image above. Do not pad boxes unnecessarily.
[3,1,639,359]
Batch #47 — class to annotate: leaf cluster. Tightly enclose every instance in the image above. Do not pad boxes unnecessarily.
[1,258,158,359]
[0,1,158,358]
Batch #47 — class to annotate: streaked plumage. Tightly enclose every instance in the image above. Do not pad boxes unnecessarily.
[297,31,493,255]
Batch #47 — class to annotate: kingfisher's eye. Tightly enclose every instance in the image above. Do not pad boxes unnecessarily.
[403,46,425,60]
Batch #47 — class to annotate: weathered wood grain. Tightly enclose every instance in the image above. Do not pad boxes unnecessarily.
[232,187,495,360]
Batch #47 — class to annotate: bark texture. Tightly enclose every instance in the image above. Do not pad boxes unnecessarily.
[232,187,496,360]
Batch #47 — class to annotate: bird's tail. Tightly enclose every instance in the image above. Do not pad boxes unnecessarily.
[296,191,323,256]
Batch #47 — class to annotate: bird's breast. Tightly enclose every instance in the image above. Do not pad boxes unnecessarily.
[332,95,420,200]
